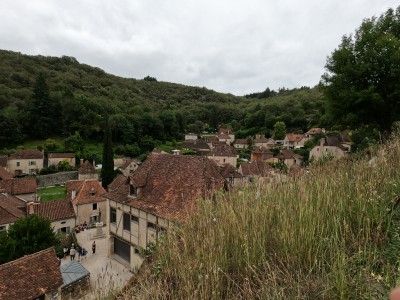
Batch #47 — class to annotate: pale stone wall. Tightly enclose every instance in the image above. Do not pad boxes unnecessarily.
[75,201,108,226]
[7,158,43,175]
[51,217,76,233]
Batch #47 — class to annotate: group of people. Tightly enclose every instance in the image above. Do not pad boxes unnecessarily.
[64,241,96,261]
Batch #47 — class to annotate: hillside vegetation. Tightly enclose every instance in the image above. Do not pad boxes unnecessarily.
[0,50,326,153]
[123,135,400,299]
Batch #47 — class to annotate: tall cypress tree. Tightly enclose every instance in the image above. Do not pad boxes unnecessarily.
[101,117,114,189]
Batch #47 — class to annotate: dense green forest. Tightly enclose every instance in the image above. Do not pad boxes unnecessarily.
[0,50,326,155]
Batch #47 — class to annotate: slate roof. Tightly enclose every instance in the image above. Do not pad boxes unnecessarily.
[34,200,76,221]
[9,149,43,160]
[0,193,26,225]
[0,156,7,168]
[239,160,274,177]
[0,166,13,180]
[48,153,75,158]
[67,179,107,205]
[0,247,63,300]
[105,154,226,221]
[60,260,90,289]
[0,178,37,195]
[78,160,96,175]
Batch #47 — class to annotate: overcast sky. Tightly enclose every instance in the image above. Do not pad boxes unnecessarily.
[1,1,398,96]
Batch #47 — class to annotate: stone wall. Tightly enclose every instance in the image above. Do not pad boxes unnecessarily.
[36,171,78,188]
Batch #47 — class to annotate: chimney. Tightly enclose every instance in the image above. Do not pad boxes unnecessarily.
[72,189,76,200]
[27,202,35,215]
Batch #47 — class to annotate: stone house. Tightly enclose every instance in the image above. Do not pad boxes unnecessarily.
[217,128,235,144]
[0,192,26,231]
[309,135,352,160]
[30,200,76,234]
[67,179,107,226]
[205,143,239,167]
[233,139,248,149]
[0,247,63,300]
[78,160,98,180]
[283,134,308,149]
[238,160,275,183]
[305,127,325,139]
[48,153,76,168]
[251,146,274,162]
[0,177,37,202]
[120,159,141,176]
[104,154,225,270]
[276,150,304,169]
[219,163,243,186]
[7,149,44,176]
[253,136,275,148]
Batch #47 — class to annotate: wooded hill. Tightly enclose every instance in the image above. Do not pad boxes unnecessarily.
[0,49,326,151]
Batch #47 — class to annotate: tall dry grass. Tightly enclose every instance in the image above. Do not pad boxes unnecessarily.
[126,137,400,299]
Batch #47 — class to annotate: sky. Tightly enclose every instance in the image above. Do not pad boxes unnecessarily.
[1,1,398,96]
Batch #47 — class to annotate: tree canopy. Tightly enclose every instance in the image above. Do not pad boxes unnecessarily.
[322,6,400,131]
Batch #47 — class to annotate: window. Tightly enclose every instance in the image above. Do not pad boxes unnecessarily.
[134,248,140,255]
[147,222,157,230]
[90,215,98,223]
[123,213,130,231]
[29,161,36,166]
[16,162,20,167]
[131,215,139,223]
[129,185,136,197]
[110,208,116,224]
[61,221,66,224]
[0,226,6,231]
[92,203,97,210]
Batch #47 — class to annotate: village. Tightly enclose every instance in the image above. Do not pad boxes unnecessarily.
[0,127,352,299]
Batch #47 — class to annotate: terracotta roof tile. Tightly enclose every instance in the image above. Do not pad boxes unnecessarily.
[120,159,140,170]
[33,200,76,221]
[276,150,303,160]
[306,128,323,135]
[48,153,75,159]
[207,144,238,157]
[0,193,26,225]
[78,160,96,174]
[106,155,226,221]
[218,128,233,135]
[239,160,273,177]
[234,139,247,145]
[0,178,37,195]
[285,133,305,142]
[67,180,106,205]
[181,140,210,151]
[0,166,13,180]
[0,247,63,300]
[220,164,242,179]
[9,149,43,160]
[108,174,129,192]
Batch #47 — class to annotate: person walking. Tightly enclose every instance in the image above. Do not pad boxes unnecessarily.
[92,241,96,254]
[70,247,76,261]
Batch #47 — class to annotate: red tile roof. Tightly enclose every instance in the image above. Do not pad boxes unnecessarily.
[67,179,107,205]
[181,140,210,151]
[285,133,305,142]
[9,149,43,160]
[234,139,247,145]
[220,164,242,179]
[306,128,324,135]
[33,200,76,221]
[239,160,273,177]
[0,193,26,225]
[0,166,13,180]
[48,153,75,158]
[276,150,303,160]
[0,178,37,195]
[105,154,226,221]
[218,128,233,135]
[78,160,96,174]
[252,146,273,154]
[108,174,129,192]
[0,247,63,300]
[207,144,238,157]
[120,159,140,170]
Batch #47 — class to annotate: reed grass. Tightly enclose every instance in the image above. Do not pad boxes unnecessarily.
[125,136,400,299]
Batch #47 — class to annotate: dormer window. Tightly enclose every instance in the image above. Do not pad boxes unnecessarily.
[129,184,136,197]
[91,188,95,197]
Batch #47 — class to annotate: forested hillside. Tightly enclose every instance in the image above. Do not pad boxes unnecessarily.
[0,50,326,152]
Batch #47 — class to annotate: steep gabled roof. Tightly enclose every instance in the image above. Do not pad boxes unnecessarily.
[207,144,238,157]
[181,140,210,151]
[276,150,303,160]
[120,159,140,170]
[306,128,323,135]
[220,163,242,179]
[78,160,96,175]
[0,193,26,225]
[234,139,248,145]
[108,174,129,192]
[0,247,63,300]
[9,149,43,160]
[33,200,76,221]
[218,128,233,135]
[106,154,226,221]
[67,180,106,205]
[0,178,37,195]
[252,146,273,154]
[0,166,13,180]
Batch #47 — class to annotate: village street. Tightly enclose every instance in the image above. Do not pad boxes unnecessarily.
[61,226,133,299]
